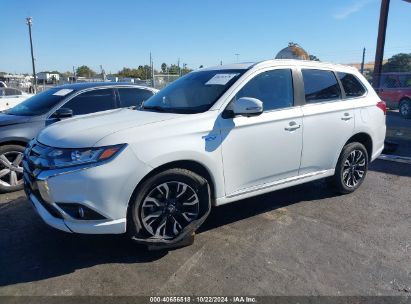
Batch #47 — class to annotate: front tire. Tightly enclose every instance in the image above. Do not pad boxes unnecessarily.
[332,142,368,194]
[399,99,411,119]
[0,145,25,193]
[128,168,210,242]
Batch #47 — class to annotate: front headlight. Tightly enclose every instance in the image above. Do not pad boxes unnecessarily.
[46,144,126,169]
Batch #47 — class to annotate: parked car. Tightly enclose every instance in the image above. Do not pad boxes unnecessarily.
[0,87,33,112]
[375,72,411,118]
[0,82,158,193]
[23,60,386,247]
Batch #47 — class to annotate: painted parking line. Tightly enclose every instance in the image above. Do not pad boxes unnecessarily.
[378,154,411,164]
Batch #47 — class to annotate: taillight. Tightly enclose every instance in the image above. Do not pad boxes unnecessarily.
[377,100,387,115]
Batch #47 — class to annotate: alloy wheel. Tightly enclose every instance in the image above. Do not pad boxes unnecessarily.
[0,151,24,188]
[342,150,366,188]
[141,181,200,239]
[400,102,410,117]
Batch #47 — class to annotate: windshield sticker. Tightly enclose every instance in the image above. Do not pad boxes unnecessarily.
[205,73,238,85]
[53,89,73,96]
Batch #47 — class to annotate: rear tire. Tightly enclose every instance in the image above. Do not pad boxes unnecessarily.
[399,99,411,119]
[331,142,368,194]
[0,145,25,193]
[127,168,210,242]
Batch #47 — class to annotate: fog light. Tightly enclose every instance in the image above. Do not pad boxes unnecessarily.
[56,203,106,220]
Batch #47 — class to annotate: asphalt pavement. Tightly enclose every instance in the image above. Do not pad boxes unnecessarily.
[0,159,410,296]
[0,111,410,296]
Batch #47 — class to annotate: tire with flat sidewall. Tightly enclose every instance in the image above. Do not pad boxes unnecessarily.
[332,142,368,194]
[0,144,25,193]
[127,168,210,241]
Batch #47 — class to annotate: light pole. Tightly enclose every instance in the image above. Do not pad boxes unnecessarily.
[235,53,240,63]
[26,17,37,93]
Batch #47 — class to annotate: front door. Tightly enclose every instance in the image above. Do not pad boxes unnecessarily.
[219,68,303,196]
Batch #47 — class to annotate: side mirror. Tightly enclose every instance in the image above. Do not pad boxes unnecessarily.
[53,108,73,119]
[231,97,263,117]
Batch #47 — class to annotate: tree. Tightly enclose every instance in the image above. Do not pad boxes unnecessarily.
[168,64,180,75]
[161,63,167,73]
[383,53,411,72]
[76,65,96,77]
[116,65,153,80]
[309,55,320,61]
[199,65,204,69]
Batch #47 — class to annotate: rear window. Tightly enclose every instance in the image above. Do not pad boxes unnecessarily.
[302,69,341,103]
[337,72,366,97]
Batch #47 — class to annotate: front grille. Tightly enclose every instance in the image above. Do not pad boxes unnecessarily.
[24,141,53,175]
[23,140,63,219]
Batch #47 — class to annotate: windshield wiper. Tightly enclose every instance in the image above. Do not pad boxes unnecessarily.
[140,105,167,112]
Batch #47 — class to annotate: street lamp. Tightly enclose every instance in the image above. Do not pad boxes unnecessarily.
[26,17,37,93]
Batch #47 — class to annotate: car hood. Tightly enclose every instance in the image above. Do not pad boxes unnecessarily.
[0,113,32,127]
[37,108,183,148]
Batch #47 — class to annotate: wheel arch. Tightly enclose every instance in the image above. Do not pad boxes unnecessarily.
[0,139,29,148]
[344,132,373,159]
[129,159,216,206]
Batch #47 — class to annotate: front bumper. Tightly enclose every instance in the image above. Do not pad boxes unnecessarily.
[23,142,152,234]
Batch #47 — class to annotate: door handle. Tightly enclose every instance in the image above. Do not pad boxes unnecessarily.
[285,121,301,131]
[341,113,353,121]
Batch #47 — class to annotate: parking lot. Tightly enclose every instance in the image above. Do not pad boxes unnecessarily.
[0,111,410,296]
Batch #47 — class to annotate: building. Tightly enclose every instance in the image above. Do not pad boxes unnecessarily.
[37,72,60,84]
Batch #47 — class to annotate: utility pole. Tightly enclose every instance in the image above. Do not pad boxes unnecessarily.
[373,0,390,88]
[72,66,76,83]
[235,53,240,63]
[26,17,37,93]
[360,48,366,75]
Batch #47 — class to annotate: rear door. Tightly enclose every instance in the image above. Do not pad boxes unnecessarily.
[299,68,355,174]
[117,87,154,109]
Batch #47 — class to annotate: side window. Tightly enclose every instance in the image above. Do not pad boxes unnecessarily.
[236,69,293,111]
[399,75,411,88]
[118,88,154,108]
[63,88,114,115]
[302,69,341,103]
[382,75,399,88]
[337,72,366,97]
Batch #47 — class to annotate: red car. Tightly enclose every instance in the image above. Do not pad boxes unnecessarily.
[375,72,411,118]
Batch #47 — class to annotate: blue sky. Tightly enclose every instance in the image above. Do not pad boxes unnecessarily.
[1,0,410,74]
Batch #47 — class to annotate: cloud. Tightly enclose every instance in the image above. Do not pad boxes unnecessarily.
[333,0,374,20]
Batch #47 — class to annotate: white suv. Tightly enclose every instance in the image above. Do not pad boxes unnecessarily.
[23,60,386,246]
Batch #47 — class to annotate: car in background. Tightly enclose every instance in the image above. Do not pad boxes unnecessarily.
[0,87,33,112]
[0,82,158,193]
[375,72,411,118]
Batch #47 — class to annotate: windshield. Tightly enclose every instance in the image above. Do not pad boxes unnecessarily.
[140,69,246,114]
[5,88,74,116]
